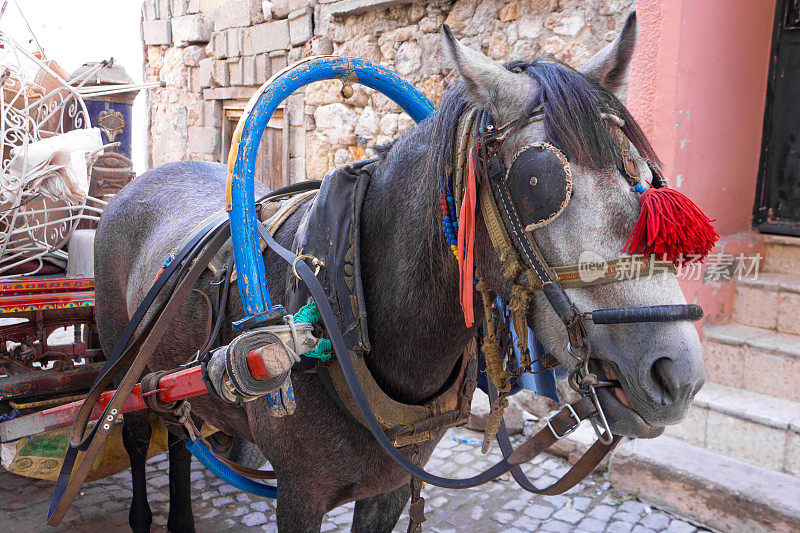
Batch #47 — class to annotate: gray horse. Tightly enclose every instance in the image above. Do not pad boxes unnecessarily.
[94,14,705,532]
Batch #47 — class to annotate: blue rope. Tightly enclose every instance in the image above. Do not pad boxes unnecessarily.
[185,439,277,498]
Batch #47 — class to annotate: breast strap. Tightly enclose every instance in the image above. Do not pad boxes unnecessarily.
[319,345,478,448]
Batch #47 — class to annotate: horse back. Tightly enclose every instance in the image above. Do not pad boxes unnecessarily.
[95,161,229,322]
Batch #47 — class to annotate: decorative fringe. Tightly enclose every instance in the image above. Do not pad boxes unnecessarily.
[458,147,478,327]
[482,397,508,454]
[476,279,511,392]
[625,186,719,263]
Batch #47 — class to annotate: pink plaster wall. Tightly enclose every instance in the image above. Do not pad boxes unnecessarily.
[627,0,776,323]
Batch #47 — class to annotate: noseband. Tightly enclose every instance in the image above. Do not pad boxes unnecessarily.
[448,107,703,446]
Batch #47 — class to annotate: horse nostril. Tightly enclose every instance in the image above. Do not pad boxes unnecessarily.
[691,377,706,398]
[650,357,678,404]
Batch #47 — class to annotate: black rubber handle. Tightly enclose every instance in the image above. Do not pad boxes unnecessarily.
[590,304,703,324]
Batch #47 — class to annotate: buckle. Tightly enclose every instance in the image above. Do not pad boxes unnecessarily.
[547,404,581,440]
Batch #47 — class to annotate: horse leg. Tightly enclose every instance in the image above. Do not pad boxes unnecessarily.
[275,482,325,533]
[122,410,153,533]
[351,483,411,533]
[167,432,196,532]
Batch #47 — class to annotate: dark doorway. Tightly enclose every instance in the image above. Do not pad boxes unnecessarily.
[755,0,800,235]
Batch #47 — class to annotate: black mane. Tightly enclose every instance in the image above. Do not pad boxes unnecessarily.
[427,57,660,191]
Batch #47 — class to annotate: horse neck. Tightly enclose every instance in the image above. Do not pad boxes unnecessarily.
[359,126,476,405]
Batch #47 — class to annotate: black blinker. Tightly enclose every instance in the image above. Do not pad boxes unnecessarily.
[504,143,572,231]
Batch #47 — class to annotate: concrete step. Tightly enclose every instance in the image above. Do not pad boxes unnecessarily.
[702,323,800,402]
[731,273,800,335]
[608,435,800,533]
[664,382,800,474]
[763,234,800,276]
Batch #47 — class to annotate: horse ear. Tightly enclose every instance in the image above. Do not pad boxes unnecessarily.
[441,25,524,120]
[579,11,637,94]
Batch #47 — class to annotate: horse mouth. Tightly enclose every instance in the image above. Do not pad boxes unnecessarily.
[601,362,633,409]
[589,359,665,439]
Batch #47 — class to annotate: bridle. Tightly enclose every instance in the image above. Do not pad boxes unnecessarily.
[453,105,704,446]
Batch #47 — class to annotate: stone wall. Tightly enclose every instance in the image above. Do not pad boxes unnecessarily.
[142,0,635,178]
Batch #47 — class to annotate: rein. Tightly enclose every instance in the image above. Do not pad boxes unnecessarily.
[258,221,623,490]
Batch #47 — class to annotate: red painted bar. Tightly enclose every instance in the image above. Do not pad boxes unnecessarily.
[246,349,274,381]
[0,291,95,313]
[0,353,276,443]
[0,278,96,313]
[0,277,95,293]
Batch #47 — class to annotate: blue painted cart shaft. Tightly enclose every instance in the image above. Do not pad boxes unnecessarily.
[226,55,435,317]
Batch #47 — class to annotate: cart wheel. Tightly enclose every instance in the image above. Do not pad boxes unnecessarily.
[230,438,268,470]
[206,432,267,470]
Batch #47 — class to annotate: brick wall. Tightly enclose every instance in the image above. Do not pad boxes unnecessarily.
[143,0,634,179]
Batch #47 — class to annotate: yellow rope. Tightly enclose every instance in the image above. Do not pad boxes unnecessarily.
[476,278,510,393]
[482,396,508,454]
[478,185,524,281]
[509,284,534,369]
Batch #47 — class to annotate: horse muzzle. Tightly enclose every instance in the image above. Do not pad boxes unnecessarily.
[588,334,706,438]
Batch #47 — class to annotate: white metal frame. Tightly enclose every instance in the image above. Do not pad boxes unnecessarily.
[0,34,106,276]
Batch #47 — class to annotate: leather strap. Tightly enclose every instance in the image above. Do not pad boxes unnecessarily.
[186,419,277,480]
[487,162,558,289]
[141,370,180,415]
[552,258,677,288]
[48,220,232,525]
[257,222,617,490]
[255,180,322,203]
[489,383,621,495]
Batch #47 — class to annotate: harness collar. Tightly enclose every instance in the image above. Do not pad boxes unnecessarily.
[285,159,479,447]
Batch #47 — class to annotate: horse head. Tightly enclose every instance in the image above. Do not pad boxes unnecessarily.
[441,13,706,439]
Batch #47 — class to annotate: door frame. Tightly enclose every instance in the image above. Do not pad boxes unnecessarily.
[221,101,289,190]
[754,0,800,235]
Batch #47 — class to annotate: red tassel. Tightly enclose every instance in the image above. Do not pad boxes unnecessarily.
[458,147,478,327]
[625,187,719,264]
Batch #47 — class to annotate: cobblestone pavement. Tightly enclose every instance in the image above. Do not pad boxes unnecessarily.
[0,427,709,533]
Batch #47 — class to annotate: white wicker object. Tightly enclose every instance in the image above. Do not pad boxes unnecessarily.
[0,35,106,276]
